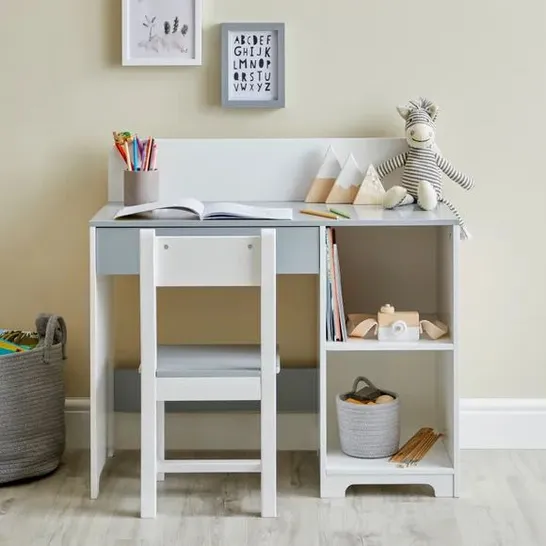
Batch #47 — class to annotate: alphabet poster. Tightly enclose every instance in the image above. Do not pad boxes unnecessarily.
[222,24,284,106]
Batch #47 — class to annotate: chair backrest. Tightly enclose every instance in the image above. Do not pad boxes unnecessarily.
[139,228,277,373]
[143,233,266,288]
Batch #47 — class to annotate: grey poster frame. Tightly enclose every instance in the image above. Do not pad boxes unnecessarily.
[220,22,285,109]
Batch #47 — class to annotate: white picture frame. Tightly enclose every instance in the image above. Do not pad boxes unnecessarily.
[122,0,202,66]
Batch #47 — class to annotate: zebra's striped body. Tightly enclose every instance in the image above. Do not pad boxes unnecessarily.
[404,148,441,197]
[375,97,475,239]
[376,148,474,200]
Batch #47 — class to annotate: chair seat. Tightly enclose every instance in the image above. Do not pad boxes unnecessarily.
[155,345,281,378]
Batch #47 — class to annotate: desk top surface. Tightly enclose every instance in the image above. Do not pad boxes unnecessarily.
[89,201,458,228]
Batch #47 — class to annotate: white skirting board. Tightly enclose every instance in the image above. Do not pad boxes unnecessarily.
[65,398,546,451]
[458,398,546,449]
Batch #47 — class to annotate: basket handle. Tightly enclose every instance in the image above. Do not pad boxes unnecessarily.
[352,376,378,393]
[40,315,67,363]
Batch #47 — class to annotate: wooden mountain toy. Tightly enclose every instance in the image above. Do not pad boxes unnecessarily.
[325,153,363,204]
[305,146,342,203]
[353,164,385,205]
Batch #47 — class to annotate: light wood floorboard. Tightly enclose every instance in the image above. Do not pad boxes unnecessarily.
[0,450,545,545]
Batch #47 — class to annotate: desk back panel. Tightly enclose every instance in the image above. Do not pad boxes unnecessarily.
[108,137,407,203]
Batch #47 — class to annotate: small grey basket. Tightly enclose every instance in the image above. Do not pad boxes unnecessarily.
[0,314,67,484]
[336,376,400,459]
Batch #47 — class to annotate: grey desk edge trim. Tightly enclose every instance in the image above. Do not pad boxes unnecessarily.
[89,202,458,227]
[95,226,320,275]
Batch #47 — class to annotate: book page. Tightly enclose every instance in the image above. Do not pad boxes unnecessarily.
[203,202,293,220]
[114,198,205,219]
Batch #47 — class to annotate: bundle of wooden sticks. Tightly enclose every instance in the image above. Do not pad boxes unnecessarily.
[389,427,442,466]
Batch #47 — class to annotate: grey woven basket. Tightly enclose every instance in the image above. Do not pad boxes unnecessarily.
[336,376,400,459]
[0,314,67,484]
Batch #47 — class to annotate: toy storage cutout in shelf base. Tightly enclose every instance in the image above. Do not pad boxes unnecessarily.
[319,224,459,498]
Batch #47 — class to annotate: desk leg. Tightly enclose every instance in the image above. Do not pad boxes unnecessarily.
[90,227,114,500]
[108,349,115,458]
[318,227,328,496]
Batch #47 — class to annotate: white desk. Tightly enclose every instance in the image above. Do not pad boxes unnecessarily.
[89,201,459,499]
[89,137,461,500]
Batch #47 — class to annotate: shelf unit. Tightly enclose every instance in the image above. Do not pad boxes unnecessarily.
[319,223,459,498]
[325,338,454,352]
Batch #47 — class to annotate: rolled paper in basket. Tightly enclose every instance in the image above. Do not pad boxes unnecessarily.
[0,340,25,354]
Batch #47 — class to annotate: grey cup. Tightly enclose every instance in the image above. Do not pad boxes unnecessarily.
[123,170,159,206]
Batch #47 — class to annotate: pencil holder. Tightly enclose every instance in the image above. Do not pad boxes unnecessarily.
[123,170,159,206]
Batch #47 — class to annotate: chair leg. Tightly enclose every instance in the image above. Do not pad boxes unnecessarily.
[260,372,277,517]
[157,401,165,481]
[141,379,157,518]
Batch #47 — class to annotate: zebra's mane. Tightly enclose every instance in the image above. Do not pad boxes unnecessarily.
[409,97,433,110]
[407,97,435,113]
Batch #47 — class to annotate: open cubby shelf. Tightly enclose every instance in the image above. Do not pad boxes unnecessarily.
[319,223,459,499]
[326,437,454,477]
[325,337,454,352]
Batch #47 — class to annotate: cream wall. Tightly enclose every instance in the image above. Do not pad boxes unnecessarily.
[1,0,545,398]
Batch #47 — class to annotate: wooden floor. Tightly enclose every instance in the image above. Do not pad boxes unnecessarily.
[1,449,545,545]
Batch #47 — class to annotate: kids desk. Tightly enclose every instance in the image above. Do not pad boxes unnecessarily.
[89,137,460,500]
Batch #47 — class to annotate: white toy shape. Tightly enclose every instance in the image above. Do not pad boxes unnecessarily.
[325,153,363,204]
[353,164,385,205]
[305,146,342,203]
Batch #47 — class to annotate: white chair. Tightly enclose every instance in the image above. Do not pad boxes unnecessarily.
[139,228,278,518]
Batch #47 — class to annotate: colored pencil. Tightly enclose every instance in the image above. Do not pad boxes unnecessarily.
[149,142,158,170]
[115,142,126,163]
[328,207,351,219]
[132,138,138,170]
[123,141,132,170]
[113,131,158,171]
[300,209,338,220]
[145,137,153,170]
[137,137,145,162]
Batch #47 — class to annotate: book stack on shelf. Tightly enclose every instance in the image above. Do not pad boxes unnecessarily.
[325,227,347,342]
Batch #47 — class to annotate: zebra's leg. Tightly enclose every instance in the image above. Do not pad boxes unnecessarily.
[417,181,438,211]
[383,185,415,209]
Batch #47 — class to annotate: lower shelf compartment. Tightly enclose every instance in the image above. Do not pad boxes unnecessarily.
[326,436,454,476]
[321,436,456,498]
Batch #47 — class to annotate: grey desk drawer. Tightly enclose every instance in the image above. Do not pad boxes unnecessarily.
[95,227,319,275]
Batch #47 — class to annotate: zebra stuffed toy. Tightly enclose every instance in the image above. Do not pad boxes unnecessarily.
[375,98,474,239]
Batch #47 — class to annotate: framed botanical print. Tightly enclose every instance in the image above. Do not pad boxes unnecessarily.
[122,0,202,66]
[220,22,285,108]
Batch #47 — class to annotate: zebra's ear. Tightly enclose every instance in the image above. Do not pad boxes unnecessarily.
[426,103,439,121]
[396,106,411,120]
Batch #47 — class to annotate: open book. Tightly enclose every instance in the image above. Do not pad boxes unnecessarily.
[114,198,294,221]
